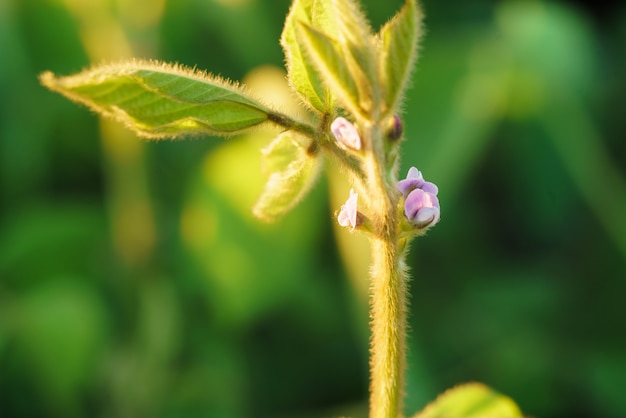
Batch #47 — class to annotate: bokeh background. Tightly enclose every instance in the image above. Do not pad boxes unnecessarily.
[1,0,625,417]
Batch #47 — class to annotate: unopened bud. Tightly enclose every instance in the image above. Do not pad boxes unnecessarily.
[337,188,359,230]
[386,115,403,141]
[331,117,361,151]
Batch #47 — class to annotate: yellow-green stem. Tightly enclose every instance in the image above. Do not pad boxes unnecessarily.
[369,237,407,418]
[362,122,407,418]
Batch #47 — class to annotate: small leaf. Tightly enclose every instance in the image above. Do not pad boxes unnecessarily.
[281,0,332,113]
[378,0,423,115]
[414,382,524,418]
[40,60,279,139]
[296,22,363,118]
[253,131,321,222]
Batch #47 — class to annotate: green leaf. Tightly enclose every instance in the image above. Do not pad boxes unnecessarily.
[379,0,422,115]
[328,0,380,111]
[310,0,340,36]
[40,60,279,139]
[296,22,363,118]
[327,0,373,45]
[281,0,333,113]
[414,382,524,418]
[284,0,382,118]
[253,131,321,222]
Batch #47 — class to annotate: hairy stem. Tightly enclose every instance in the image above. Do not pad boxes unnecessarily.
[370,237,407,418]
[267,111,317,137]
[364,123,407,418]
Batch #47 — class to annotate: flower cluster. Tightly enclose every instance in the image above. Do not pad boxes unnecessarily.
[330,116,440,233]
[397,167,440,229]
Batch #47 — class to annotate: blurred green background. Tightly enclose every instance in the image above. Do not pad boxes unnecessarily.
[1,0,625,417]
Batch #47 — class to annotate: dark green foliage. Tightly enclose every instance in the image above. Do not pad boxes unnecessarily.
[1,0,625,417]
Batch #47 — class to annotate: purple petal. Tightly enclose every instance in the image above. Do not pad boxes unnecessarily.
[414,207,440,228]
[405,189,440,227]
[406,167,421,180]
[421,181,439,196]
[397,167,424,195]
[404,188,427,220]
[428,192,440,209]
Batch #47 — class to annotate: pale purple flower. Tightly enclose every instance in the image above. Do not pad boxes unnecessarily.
[404,188,440,227]
[331,117,361,151]
[397,167,440,228]
[337,189,358,230]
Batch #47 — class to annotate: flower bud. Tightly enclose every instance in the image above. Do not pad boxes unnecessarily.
[386,115,403,141]
[337,188,359,230]
[331,117,361,151]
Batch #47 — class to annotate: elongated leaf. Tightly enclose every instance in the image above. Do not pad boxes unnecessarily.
[379,0,422,114]
[296,23,363,118]
[414,382,523,418]
[281,0,332,113]
[311,0,339,36]
[328,0,373,45]
[329,0,380,110]
[40,60,278,139]
[253,131,321,222]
